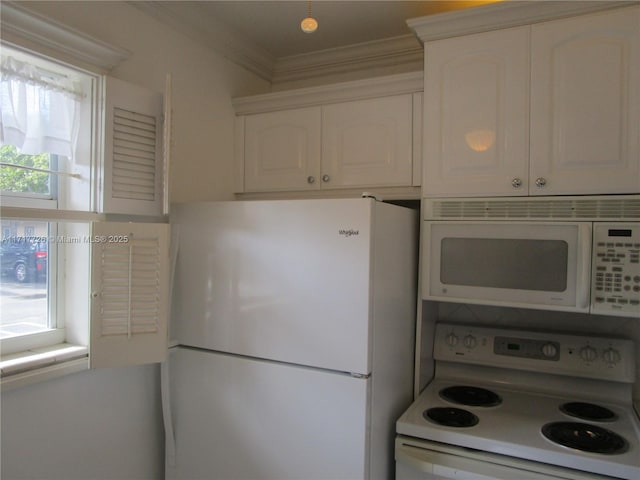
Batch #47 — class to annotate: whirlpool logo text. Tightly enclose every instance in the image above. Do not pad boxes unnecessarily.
[338,229,359,237]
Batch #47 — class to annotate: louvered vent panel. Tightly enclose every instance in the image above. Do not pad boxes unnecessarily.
[428,197,640,220]
[436,201,484,218]
[112,108,157,201]
[97,236,161,337]
[575,198,640,219]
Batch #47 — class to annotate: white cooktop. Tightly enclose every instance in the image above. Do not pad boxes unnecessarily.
[396,323,640,479]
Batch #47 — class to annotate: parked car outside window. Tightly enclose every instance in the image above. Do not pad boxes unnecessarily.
[0,238,48,283]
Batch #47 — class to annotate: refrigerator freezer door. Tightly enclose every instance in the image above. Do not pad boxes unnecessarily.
[166,347,369,480]
[172,199,375,374]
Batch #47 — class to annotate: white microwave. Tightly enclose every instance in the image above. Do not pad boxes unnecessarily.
[422,216,640,317]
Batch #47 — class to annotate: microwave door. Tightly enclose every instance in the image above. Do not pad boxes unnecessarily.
[423,222,591,313]
[440,237,568,291]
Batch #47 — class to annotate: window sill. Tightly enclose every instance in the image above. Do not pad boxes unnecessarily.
[0,343,88,392]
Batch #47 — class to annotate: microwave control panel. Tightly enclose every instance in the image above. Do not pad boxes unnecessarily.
[592,223,640,317]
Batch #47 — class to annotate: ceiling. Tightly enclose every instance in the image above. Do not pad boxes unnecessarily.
[193,1,496,58]
[136,1,499,84]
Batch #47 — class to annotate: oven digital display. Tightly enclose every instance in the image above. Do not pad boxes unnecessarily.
[608,229,632,237]
[494,336,560,361]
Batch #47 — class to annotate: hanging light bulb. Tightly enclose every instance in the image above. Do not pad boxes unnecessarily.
[301,0,318,33]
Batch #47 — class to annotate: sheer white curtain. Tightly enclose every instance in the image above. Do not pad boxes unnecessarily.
[0,56,82,157]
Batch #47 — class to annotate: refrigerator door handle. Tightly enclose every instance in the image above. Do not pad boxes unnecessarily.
[350,372,371,379]
[161,356,176,467]
[169,227,180,325]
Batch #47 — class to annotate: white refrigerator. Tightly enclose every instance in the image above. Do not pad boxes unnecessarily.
[163,198,417,479]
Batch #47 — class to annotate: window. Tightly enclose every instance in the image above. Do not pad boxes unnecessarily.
[0,146,58,198]
[0,46,91,360]
[0,44,169,387]
[0,220,51,340]
[0,46,94,212]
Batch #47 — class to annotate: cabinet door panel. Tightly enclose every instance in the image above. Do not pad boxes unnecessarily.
[322,95,413,188]
[244,107,321,192]
[530,7,639,195]
[423,27,530,197]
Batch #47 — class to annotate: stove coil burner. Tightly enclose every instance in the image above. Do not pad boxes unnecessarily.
[439,385,502,407]
[541,422,628,455]
[560,402,618,422]
[424,407,479,428]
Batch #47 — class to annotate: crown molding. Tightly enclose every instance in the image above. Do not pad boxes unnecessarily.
[272,34,423,86]
[408,0,638,42]
[232,71,423,115]
[0,1,130,72]
[129,1,275,82]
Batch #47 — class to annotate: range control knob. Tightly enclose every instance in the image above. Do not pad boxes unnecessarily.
[541,343,558,358]
[580,346,598,363]
[463,335,478,349]
[446,333,459,347]
[603,348,621,366]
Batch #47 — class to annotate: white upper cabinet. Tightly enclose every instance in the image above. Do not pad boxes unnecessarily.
[422,26,530,196]
[415,3,639,197]
[244,107,321,192]
[530,6,640,195]
[234,73,423,195]
[322,95,413,189]
[241,95,413,192]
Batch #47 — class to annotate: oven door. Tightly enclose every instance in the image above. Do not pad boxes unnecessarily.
[396,437,619,480]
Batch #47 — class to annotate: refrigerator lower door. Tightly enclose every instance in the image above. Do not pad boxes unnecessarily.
[166,347,370,480]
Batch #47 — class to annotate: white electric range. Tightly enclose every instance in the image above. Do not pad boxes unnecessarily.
[396,323,640,480]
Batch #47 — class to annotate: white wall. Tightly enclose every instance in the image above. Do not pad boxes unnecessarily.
[1,2,269,479]
[1,365,163,480]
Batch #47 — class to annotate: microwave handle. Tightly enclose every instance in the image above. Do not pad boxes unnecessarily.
[576,224,592,310]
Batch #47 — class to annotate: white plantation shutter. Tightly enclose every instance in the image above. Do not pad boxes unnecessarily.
[111,107,157,202]
[90,221,169,368]
[103,77,164,215]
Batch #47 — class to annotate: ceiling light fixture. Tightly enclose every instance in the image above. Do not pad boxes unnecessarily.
[300,0,318,34]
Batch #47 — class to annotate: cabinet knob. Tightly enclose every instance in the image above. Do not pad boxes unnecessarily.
[307,176,315,184]
[511,178,523,188]
[322,174,330,183]
[535,177,547,188]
